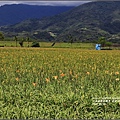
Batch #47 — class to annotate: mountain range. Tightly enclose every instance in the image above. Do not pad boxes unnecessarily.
[0,4,74,26]
[0,1,120,43]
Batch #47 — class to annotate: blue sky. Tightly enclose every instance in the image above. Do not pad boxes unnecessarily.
[0,1,90,6]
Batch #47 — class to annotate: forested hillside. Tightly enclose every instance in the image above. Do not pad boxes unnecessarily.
[1,1,120,43]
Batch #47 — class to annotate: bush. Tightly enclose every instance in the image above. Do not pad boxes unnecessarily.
[31,42,40,47]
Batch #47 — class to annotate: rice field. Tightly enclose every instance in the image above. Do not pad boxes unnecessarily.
[0,47,120,119]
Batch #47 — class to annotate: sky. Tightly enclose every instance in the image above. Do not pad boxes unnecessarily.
[0,1,91,7]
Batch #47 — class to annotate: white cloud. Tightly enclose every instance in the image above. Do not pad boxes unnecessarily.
[0,1,21,6]
[0,1,90,6]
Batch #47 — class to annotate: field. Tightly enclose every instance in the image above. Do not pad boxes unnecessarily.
[0,47,120,119]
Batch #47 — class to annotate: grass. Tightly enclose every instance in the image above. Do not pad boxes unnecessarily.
[0,41,95,49]
[0,47,120,119]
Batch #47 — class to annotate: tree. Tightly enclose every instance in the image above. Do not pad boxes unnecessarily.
[31,41,40,47]
[105,42,112,49]
[97,37,113,50]
[19,38,24,47]
[97,37,106,47]
[14,36,17,47]
[68,34,74,44]
[0,32,4,40]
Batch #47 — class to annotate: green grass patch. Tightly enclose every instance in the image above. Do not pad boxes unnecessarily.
[0,41,95,49]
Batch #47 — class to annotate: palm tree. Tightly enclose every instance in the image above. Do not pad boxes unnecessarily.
[14,36,17,47]
[26,37,30,47]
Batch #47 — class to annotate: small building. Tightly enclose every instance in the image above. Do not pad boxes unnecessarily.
[96,44,101,50]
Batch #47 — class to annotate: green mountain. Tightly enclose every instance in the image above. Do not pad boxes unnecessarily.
[1,1,120,43]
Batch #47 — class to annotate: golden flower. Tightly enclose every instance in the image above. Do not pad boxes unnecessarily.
[53,76,58,80]
[75,74,78,78]
[115,72,119,75]
[60,73,65,77]
[116,78,119,81]
[69,70,72,75]
[15,77,19,81]
[32,82,37,86]
[16,70,20,73]
[86,72,90,75]
[59,70,62,73]
[46,78,50,82]
[105,71,109,74]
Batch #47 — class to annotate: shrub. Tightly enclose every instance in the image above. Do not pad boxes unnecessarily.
[31,41,40,47]
[0,45,4,47]
[19,41,24,47]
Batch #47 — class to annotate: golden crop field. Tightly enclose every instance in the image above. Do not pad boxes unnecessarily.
[0,47,120,119]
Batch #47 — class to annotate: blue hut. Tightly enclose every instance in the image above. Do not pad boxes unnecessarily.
[96,44,101,50]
